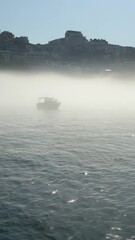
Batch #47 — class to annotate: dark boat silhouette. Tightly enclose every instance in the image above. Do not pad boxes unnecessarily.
[37,97,61,110]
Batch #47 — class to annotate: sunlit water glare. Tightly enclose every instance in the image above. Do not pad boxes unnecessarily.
[0,72,135,239]
[0,105,135,240]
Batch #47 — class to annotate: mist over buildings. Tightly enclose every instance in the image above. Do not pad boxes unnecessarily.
[1,30,135,78]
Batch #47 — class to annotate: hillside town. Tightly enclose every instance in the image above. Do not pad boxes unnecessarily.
[0,30,135,73]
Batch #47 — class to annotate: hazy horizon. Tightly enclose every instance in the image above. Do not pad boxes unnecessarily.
[0,70,135,113]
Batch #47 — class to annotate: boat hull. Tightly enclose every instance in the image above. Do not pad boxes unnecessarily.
[37,102,60,110]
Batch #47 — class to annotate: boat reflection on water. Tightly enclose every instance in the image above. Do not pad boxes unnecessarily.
[37,97,61,110]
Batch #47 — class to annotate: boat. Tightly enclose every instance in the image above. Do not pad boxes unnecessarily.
[37,97,61,110]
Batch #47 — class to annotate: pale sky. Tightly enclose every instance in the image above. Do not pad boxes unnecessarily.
[0,0,135,47]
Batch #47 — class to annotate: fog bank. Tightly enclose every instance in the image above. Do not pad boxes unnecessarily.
[0,71,135,111]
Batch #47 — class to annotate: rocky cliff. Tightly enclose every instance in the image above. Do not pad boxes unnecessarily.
[0,30,135,74]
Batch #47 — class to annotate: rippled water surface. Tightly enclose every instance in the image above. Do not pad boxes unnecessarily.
[0,106,135,240]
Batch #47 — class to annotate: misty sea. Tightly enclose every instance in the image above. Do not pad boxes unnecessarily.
[0,106,135,240]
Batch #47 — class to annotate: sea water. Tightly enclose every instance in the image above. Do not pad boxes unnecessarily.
[0,106,135,240]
